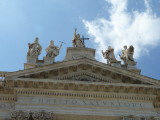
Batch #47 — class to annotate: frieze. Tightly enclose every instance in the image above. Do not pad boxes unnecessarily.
[0,103,15,110]
[17,97,154,109]
[15,87,157,102]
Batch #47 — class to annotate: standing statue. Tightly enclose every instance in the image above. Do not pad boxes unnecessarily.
[120,45,134,61]
[45,40,60,58]
[127,45,134,61]
[44,40,64,64]
[102,46,118,64]
[27,37,42,57]
[120,45,136,65]
[72,28,85,48]
[119,45,128,61]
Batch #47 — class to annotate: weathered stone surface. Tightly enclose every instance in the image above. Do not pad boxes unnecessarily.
[0,39,160,120]
[64,47,95,61]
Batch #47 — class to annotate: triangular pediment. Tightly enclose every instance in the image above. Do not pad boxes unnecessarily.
[6,58,160,86]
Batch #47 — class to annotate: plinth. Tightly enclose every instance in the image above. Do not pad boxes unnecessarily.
[64,47,96,61]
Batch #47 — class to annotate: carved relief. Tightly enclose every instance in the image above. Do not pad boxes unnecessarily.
[150,116,160,120]
[32,110,54,120]
[121,115,136,120]
[11,110,54,120]
[11,110,29,120]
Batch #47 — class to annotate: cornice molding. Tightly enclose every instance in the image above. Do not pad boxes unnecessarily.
[4,59,160,86]
[6,78,160,96]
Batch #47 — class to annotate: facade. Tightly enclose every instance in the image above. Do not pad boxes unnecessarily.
[0,31,160,120]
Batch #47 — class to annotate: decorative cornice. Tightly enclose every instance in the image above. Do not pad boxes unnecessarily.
[0,95,16,102]
[15,88,157,102]
[5,59,160,86]
[6,78,160,95]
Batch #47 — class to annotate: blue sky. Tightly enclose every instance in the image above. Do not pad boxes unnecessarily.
[0,0,160,80]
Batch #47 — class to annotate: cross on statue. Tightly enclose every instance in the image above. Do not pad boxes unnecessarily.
[73,28,90,48]
[81,35,89,45]
[74,28,89,44]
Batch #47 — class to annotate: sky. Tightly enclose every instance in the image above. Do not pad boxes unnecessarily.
[0,0,160,80]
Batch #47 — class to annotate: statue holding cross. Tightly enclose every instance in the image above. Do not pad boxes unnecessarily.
[72,28,89,48]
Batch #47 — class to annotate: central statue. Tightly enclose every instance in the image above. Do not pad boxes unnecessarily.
[72,29,85,48]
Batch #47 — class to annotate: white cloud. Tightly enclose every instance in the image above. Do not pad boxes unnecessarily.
[83,0,160,62]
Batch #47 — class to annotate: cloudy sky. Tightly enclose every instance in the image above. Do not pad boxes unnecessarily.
[0,0,160,80]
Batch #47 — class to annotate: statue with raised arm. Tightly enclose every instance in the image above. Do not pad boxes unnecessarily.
[120,45,136,65]
[27,37,42,57]
[102,46,118,64]
[72,28,85,48]
[44,40,63,64]
[45,40,60,58]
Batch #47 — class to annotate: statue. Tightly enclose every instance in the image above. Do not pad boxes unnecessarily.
[27,37,42,57]
[120,45,128,61]
[72,28,85,48]
[44,40,63,64]
[120,45,136,65]
[102,46,118,64]
[45,40,60,58]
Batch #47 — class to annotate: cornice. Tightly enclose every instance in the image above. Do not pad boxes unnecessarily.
[4,58,160,86]
[15,88,157,102]
[6,78,160,96]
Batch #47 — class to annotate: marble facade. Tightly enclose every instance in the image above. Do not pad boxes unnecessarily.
[0,32,160,120]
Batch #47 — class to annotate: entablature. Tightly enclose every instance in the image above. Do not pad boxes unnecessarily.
[14,88,157,102]
[6,78,160,96]
[5,59,160,87]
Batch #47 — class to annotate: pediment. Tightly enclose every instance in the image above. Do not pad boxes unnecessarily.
[5,58,160,86]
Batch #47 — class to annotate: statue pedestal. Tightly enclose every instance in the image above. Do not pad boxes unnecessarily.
[110,61,121,68]
[124,60,137,66]
[27,56,37,64]
[64,47,96,61]
[44,57,55,65]
[121,60,141,74]
[124,60,139,71]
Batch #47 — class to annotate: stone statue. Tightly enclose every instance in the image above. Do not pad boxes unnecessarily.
[120,45,134,61]
[44,40,62,64]
[27,37,42,57]
[102,46,118,64]
[120,45,136,65]
[120,45,127,61]
[72,29,85,48]
[45,40,60,58]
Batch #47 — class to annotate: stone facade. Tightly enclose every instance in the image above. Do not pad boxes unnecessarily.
[0,33,160,120]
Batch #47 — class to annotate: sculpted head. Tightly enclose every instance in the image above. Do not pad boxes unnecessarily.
[77,34,80,38]
[108,46,112,50]
[50,40,54,45]
[35,37,39,43]
[124,45,127,49]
